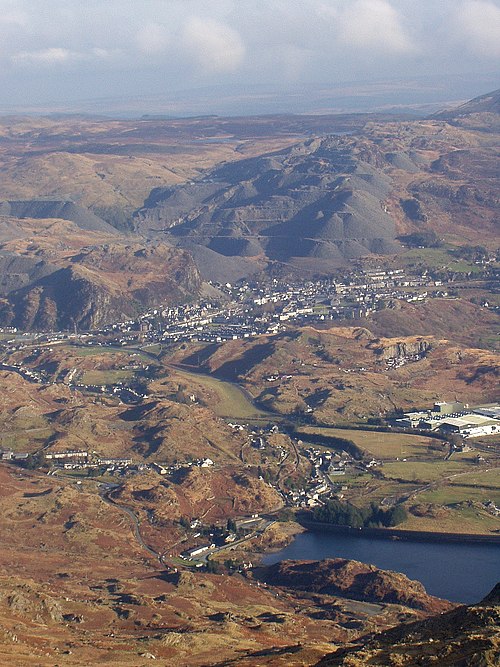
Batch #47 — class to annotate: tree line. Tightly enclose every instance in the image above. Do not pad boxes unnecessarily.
[312,499,407,528]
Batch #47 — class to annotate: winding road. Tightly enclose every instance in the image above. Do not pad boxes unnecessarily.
[98,485,162,561]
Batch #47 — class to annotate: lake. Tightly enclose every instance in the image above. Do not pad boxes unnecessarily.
[262,530,499,604]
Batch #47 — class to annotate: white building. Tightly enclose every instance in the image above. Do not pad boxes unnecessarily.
[438,414,500,438]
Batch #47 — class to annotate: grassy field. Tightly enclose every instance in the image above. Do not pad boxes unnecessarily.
[402,503,500,535]
[413,467,500,506]
[447,468,500,488]
[170,368,272,421]
[416,483,500,506]
[381,460,472,483]
[67,345,124,357]
[400,247,484,273]
[0,427,53,453]
[81,369,133,385]
[0,410,53,453]
[67,345,150,362]
[300,426,444,460]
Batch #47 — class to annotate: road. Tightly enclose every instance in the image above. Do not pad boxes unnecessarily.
[191,519,277,565]
[402,465,500,503]
[98,486,162,561]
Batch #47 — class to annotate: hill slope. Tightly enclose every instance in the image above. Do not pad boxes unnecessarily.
[0,219,201,330]
[0,199,116,234]
[135,136,402,277]
[135,92,499,280]
[315,584,500,666]
[433,88,500,119]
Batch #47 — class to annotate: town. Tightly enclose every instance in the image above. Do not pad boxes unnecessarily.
[0,263,498,566]
[131,267,456,344]
[2,264,494,351]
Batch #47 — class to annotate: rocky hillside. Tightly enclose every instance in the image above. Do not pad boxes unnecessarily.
[0,464,456,667]
[315,584,500,666]
[439,88,500,116]
[0,219,201,330]
[0,90,498,321]
[260,559,452,614]
[0,113,370,225]
[0,199,116,233]
[133,90,499,280]
[172,326,500,421]
[135,135,402,277]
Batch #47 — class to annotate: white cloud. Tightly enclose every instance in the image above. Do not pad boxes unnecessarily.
[337,0,417,54]
[454,0,500,57]
[0,10,28,27]
[0,1,497,106]
[182,16,245,73]
[12,47,76,65]
[91,47,120,59]
[11,45,120,67]
[280,45,312,82]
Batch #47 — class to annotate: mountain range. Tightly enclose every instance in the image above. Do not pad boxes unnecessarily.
[0,89,497,328]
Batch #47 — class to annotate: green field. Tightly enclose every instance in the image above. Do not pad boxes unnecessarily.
[0,426,53,453]
[381,460,471,483]
[67,345,150,362]
[448,468,500,488]
[416,483,500,506]
[0,410,53,453]
[170,367,272,421]
[300,426,444,460]
[401,247,484,273]
[67,345,125,357]
[82,369,133,385]
[414,467,500,505]
[402,502,500,535]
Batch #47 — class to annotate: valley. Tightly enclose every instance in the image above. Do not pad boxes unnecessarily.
[0,90,498,665]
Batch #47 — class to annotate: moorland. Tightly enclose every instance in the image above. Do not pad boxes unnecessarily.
[0,90,498,665]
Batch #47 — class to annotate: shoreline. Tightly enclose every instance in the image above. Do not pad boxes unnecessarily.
[297,518,500,545]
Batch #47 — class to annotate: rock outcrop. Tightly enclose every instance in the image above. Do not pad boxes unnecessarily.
[315,584,500,666]
[0,239,201,330]
[371,337,432,360]
[260,559,452,613]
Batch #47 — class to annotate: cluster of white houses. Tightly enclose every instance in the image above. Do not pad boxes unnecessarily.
[395,402,500,439]
[44,450,133,469]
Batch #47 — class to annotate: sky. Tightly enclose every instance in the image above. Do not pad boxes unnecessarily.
[0,0,498,114]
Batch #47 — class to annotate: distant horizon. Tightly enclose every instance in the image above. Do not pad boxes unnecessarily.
[0,74,497,120]
[0,1,498,115]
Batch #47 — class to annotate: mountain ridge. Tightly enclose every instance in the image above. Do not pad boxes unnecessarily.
[432,88,500,119]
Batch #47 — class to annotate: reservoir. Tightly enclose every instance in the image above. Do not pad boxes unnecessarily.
[262,530,499,604]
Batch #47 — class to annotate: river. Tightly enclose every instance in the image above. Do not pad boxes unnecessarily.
[262,530,499,604]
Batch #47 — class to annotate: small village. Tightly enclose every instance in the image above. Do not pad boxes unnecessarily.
[2,395,499,561]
